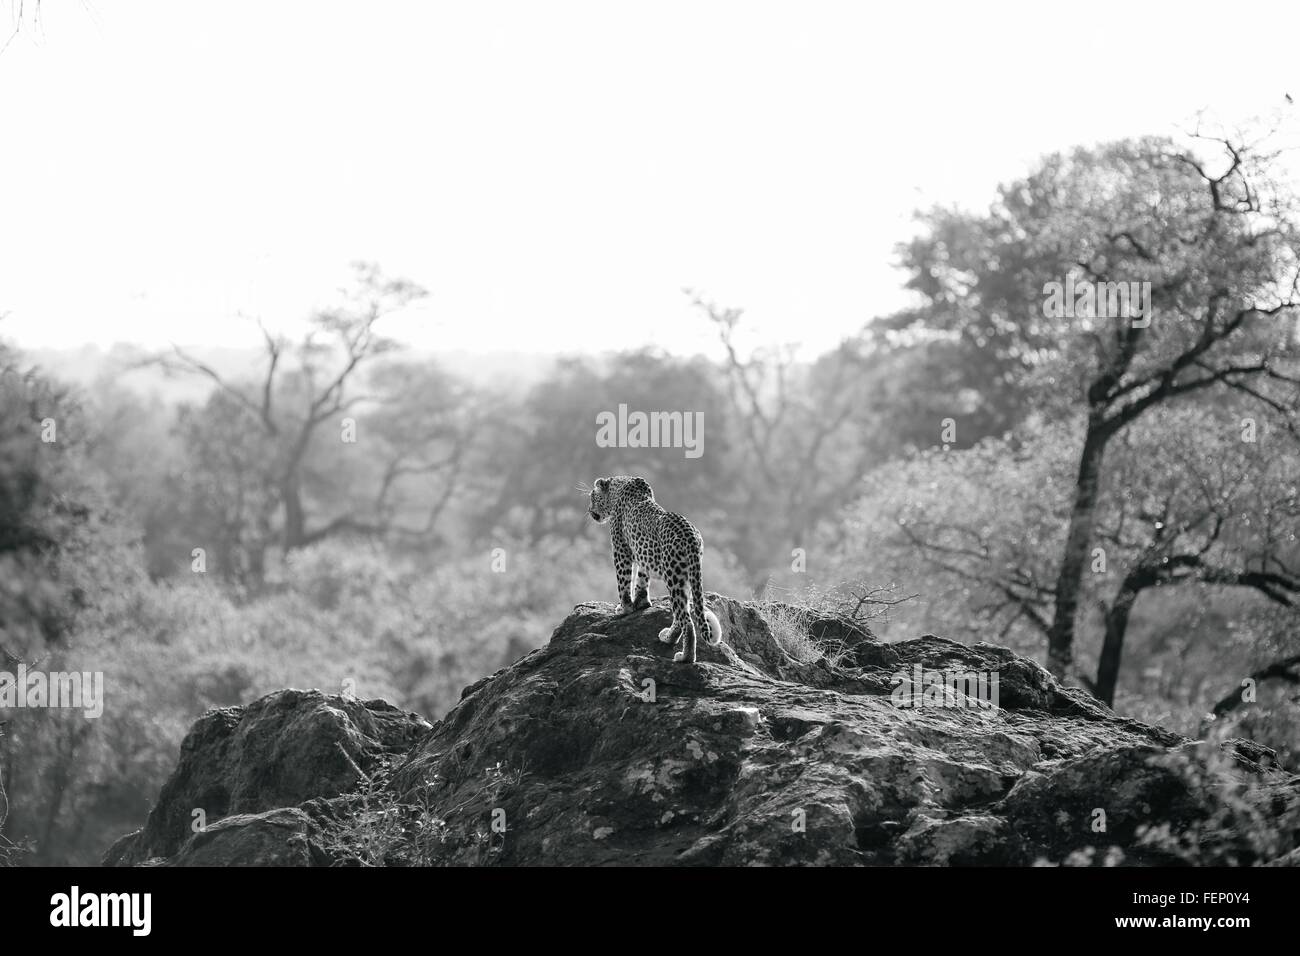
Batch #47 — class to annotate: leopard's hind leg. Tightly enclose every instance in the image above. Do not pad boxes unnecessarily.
[690,563,721,645]
[658,619,682,645]
[658,567,682,644]
[669,574,697,663]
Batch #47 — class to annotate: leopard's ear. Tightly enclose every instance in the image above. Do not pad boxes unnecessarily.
[594,477,609,492]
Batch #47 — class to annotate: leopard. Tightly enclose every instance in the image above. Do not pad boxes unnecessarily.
[585,475,723,663]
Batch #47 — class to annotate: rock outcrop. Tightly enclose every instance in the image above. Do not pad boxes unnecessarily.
[105,596,1300,866]
[103,689,431,866]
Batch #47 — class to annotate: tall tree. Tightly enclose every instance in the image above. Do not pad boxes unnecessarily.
[878,133,1300,679]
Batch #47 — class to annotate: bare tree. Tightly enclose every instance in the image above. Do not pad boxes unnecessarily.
[153,263,474,574]
[690,290,881,590]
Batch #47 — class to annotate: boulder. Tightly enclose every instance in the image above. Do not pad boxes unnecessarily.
[104,688,431,866]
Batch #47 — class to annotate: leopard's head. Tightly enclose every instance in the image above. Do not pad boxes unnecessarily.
[586,477,613,523]
[585,476,653,523]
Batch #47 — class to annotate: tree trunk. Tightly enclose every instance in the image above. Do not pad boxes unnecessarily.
[282,476,306,552]
[1047,418,1111,679]
[280,422,319,553]
[1095,573,1146,706]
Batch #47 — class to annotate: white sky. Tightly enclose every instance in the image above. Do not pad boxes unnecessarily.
[1,0,1299,359]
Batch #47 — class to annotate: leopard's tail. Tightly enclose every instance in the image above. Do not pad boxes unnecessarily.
[704,607,722,645]
[692,569,723,645]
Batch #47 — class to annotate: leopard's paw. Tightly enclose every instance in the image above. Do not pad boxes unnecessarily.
[658,627,676,644]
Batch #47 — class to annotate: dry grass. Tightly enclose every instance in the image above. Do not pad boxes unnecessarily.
[755,579,916,668]
[756,602,853,667]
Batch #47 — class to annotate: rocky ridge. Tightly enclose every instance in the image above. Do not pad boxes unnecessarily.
[104,595,1300,866]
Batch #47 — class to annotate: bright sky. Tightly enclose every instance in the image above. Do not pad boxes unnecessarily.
[2,0,1298,359]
